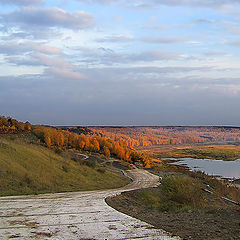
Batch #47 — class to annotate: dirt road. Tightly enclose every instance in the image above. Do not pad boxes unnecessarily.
[0,169,180,239]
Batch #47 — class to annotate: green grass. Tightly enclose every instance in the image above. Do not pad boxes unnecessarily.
[135,175,204,212]
[0,135,129,196]
[159,145,240,161]
[131,173,240,213]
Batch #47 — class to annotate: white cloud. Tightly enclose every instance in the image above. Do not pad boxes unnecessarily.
[3,7,96,30]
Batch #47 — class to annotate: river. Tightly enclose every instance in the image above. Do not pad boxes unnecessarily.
[163,158,240,180]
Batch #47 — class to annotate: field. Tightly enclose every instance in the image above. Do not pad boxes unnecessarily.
[138,144,240,161]
[0,134,129,196]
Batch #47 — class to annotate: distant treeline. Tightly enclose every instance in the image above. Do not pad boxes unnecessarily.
[90,126,240,147]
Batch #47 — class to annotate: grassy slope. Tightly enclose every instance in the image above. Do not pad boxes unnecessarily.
[0,136,129,196]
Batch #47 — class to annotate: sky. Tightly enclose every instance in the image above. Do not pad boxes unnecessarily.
[0,0,240,126]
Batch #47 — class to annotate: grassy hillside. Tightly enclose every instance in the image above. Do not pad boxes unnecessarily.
[0,135,129,196]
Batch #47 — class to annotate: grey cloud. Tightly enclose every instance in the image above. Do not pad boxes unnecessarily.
[95,35,190,45]
[2,32,32,41]
[204,51,229,56]
[152,0,240,8]
[142,37,189,44]
[1,69,240,126]
[215,20,240,35]
[76,47,181,64]
[230,26,240,35]
[47,68,85,81]
[142,24,168,30]
[31,52,71,68]
[77,0,240,8]
[2,29,62,40]
[6,56,43,66]
[77,0,114,4]
[3,7,95,30]
[230,41,240,46]
[32,53,86,80]
[195,19,214,24]
[0,0,43,6]
[0,42,65,69]
[193,19,240,37]
[0,42,28,55]
[78,67,238,86]
[0,42,62,56]
[96,35,135,43]
[127,50,180,62]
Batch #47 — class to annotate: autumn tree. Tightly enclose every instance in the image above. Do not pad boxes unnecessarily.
[44,132,52,148]
[103,146,111,158]
[56,132,64,147]
[92,138,100,152]
[25,121,31,131]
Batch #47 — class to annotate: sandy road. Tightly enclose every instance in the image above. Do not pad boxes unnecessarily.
[0,168,180,240]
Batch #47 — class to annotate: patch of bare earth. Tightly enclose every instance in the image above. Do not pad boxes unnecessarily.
[106,188,240,240]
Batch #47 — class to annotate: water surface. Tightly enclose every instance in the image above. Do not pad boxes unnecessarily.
[163,158,240,179]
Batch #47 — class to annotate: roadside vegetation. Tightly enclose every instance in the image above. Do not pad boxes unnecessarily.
[109,170,240,213]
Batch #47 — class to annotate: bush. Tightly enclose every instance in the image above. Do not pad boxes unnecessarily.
[159,176,204,211]
[62,163,69,172]
[85,160,96,168]
[55,148,62,154]
[97,168,105,173]
[76,159,96,168]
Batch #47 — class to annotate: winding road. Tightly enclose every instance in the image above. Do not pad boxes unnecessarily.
[0,168,180,239]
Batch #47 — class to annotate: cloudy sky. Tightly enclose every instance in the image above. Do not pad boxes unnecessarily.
[1,0,240,126]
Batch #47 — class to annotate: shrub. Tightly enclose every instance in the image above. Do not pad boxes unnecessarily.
[55,148,62,154]
[86,160,96,168]
[159,175,204,211]
[72,157,96,168]
[62,163,69,172]
[97,168,105,173]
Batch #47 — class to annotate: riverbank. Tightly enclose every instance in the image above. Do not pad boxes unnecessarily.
[106,164,240,240]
